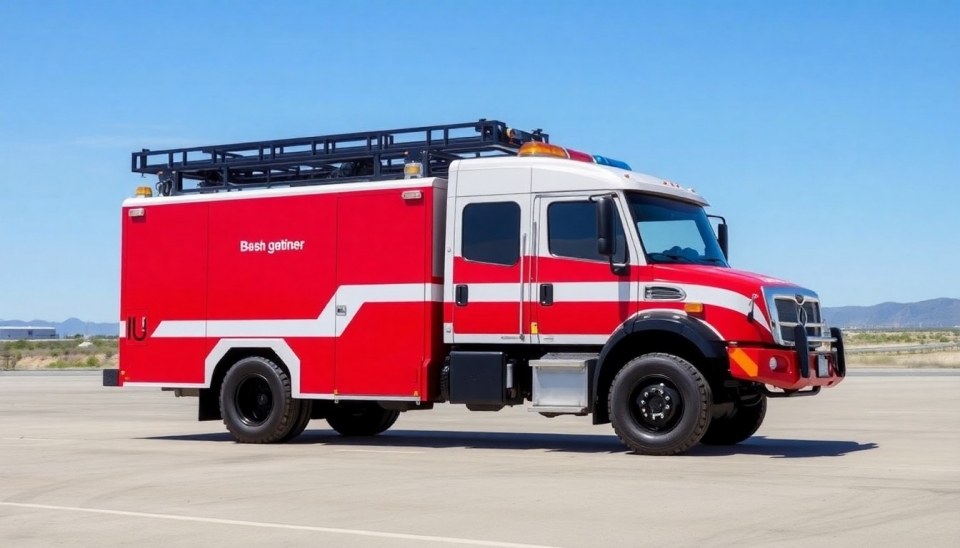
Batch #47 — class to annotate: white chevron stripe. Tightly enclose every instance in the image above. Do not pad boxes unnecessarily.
[146,281,765,340]
[151,283,441,339]
[666,283,771,333]
[451,281,767,334]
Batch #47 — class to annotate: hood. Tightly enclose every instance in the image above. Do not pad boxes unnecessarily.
[647,264,814,344]
[649,264,803,296]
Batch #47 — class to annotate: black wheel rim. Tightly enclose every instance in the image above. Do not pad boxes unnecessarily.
[234,374,273,426]
[630,375,683,433]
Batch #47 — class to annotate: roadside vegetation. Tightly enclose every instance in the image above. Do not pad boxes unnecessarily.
[842,329,960,368]
[844,329,959,347]
[847,352,960,368]
[0,336,118,370]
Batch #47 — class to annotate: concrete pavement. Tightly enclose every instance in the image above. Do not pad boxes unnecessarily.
[1,371,958,547]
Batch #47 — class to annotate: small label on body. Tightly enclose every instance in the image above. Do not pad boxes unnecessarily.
[240,239,305,254]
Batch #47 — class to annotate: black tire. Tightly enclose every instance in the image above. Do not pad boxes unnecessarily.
[700,396,766,445]
[608,353,712,455]
[219,356,300,444]
[279,399,313,443]
[326,403,400,436]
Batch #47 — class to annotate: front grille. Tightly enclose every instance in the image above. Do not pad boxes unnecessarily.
[772,295,825,345]
[775,299,800,323]
[803,301,821,323]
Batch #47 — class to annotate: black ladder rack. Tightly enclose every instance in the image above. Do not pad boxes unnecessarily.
[131,119,548,196]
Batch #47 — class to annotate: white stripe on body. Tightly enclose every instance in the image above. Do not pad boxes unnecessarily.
[151,283,441,339]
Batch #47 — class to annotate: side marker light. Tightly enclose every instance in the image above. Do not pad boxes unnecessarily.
[404,162,423,179]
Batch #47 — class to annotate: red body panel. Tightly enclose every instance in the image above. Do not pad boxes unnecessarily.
[533,257,639,339]
[334,192,427,397]
[450,256,529,337]
[120,203,208,384]
[206,195,339,321]
[119,183,442,399]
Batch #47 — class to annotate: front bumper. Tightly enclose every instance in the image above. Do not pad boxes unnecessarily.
[727,327,846,395]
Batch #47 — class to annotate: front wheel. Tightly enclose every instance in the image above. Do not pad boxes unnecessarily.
[326,403,399,436]
[700,396,766,445]
[608,353,712,455]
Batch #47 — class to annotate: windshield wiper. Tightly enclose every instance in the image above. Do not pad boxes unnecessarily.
[699,257,726,265]
[647,252,694,264]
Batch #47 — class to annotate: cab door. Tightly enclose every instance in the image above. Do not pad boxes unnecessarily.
[450,194,533,344]
[532,193,639,345]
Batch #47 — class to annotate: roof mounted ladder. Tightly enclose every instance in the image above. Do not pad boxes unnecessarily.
[131,119,548,196]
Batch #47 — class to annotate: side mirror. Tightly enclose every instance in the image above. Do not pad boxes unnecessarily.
[708,214,729,261]
[718,222,729,260]
[596,196,616,257]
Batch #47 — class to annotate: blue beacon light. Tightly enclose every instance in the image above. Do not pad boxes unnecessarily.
[592,155,631,171]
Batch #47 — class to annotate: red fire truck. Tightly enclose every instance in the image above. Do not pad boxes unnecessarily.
[104,119,846,455]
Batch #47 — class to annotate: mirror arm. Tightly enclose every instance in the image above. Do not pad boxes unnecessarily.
[609,258,629,276]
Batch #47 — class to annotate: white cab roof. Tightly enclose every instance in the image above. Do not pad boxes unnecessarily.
[451,156,709,206]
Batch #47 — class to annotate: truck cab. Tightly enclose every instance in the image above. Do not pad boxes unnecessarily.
[438,140,845,454]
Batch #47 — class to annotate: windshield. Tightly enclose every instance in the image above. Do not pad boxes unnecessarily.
[625,192,728,267]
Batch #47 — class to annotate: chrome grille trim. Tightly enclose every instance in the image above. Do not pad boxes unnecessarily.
[761,287,831,349]
[644,285,686,301]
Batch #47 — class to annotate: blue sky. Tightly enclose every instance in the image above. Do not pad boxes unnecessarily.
[0,0,957,322]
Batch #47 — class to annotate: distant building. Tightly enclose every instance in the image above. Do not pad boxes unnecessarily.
[0,326,58,340]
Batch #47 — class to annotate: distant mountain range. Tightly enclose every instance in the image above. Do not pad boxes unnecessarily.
[822,298,960,328]
[2,297,958,336]
[0,318,117,337]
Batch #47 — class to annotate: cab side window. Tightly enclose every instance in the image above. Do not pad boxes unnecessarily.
[461,201,520,266]
[548,200,627,263]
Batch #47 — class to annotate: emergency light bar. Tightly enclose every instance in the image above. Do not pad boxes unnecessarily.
[517,141,632,171]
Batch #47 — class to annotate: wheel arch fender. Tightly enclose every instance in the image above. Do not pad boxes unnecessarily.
[591,312,727,425]
[198,339,301,421]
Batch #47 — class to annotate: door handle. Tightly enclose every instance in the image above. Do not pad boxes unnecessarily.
[539,283,553,306]
[455,284,469,306]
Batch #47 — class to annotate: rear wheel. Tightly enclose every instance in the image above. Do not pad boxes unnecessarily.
[279,399,314,442]
[219,356,300,443]
[608,353,712,455]
[700,395,766,445]
[326,402,399,436]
